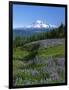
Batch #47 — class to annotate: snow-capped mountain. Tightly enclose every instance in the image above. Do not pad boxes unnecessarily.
[25,20,56,29]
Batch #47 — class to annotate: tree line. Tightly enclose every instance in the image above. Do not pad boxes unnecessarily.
[13,23,65,48]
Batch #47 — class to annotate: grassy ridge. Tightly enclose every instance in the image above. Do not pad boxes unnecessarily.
[13,44,65,60]
[38,44,65,58]
[13,48,29,60]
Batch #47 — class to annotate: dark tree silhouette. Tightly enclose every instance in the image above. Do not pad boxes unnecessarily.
[23,43,40,63]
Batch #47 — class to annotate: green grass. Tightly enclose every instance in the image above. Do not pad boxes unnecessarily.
[13,44,65,60]
[13,60,25,70]
[13,44,65,86]
[13,47,29,60]
[38,44,65,58]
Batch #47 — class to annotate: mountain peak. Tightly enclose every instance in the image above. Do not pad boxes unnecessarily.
[25,20,57,29]
[36,20,42,24]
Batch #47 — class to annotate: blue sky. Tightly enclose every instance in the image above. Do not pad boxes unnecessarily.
[13,4,65,29]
